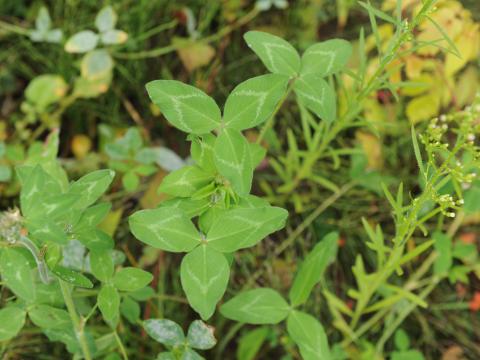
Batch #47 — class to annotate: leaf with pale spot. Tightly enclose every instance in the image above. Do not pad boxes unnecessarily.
[113,267,153,292]
[294,75,336,123]
[0,248,36,301]
[146,80,221,134]
[129,207,201,252]
[223,74,289,130]
[69,169,115,209]
[220,288,289,324]
[187,320,217,350]
[98,284,120,326]
[180,245,230,320]
[144,319,185,346]
[206,206,288,252]
[158,165,214,197]
[64,30,99,53]
[28,305,71,329]
[300,39,352,77]
[244,31,300,77]
[214,128,253,195]
[0,307,26,341]
[287,311,331,360]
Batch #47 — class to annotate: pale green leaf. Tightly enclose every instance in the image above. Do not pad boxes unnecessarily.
[187,320,217,350]
[220,288,290,324]
[300,39,352,77]
[207,206,288,252]
[244,31,300,77]
[180,245,230,320]
[69,169,115,209]
[129,207,201,252]
[28,305,71,329]
[236,327,269,360]
[433,231,452,275]
[51,266,93,288]
[101,30,128,45]
[81,50,114,80]
[65,30,99,53]
[146,80,221,134]
[214,128,253,195]
[294,76,336,123]
[223,74,289,130]
[287,310,331,360]
[25,75,68,111]
[289,232,338,306]
[95,6,117,32]
[90,249,114,282]
[190,133,216,173]
[144,319,185,346]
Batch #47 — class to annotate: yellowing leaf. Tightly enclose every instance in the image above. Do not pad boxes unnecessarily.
[445,23,480,77]
[175,39,215,73]
[406,92,440,124]
[71,135,92,159]
[356,131,384,170]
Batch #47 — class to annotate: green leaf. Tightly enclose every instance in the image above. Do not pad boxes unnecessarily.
[113,267,153,292]
[300,39,352,77]
[120,296,140,324]
[223,74,289,130]
[0,248,36,301]
[289,232,338,306]
[35,7,51,32]
[180,245,230,320]
[0,307,26,341]
[144,319,185,346]
[65,30,99,53]
[244,31,300,77]
[69,169,115,209]
[129,207,201,252]
[0,165,11,182]
[294,76,336,123]
[160,197,210,218]
[433,231,452,275]
[236,327,269,360]
[95,6,117,32]
[76,229,114,251]
[286,310,331,360]
[206,206,288,252]
[27,219,67,245]
[28,305,71,329]
[98,284,120,326]
[27,193,80,221]
[190,134,216,173]
[158,166,214,197]
[249,143,267,169]
[214,128,253,195]
[90,250,114,282]
[187,320,217,350]
[74,203,111,232]
[411,126,425,178]
[220,288,290,324]
[25,75,68,111]
[51,266,93,288]
[122,171,140,192]
[80,49,114,80]
[146,80,221,134]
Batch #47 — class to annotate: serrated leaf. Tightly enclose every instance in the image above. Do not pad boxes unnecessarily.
[98,284,120,326]
[65,30,99,53]
[294,76,336,123]
[289,232,338,306]
[220,288,289,324]
[180,245,230,320]
[28,305,71,329]
[146,80,221,134]
[187,320,217,350]
[90,249,114,282]
[0,307,26,341]
[113,267,153,292]
[69,169,115,209]
[0,248,36,301]
[51,266,93,288]
[144,319,185,346]
[206,206,288,252]
[244,31,300,77]
[301,39,352,77]
[214,128,253,195]
[158,166,214,197]
[286,311,331,360]
[223,74,289,130]
[129,207,201,252]
[95,6,117,32]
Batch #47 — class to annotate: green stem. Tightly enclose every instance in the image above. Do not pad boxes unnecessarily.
[114,330,129,360]
[59,280,92,360]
